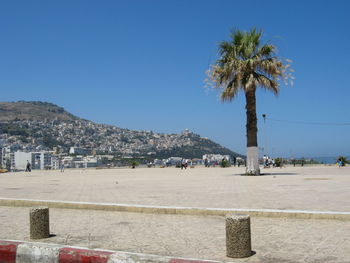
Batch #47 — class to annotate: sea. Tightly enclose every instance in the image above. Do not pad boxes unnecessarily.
[311,156,339,164]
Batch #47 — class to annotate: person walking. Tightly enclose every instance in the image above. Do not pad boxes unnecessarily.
[263,155,268,168]
[25,160,31,172]
[338,159,343,168]
[181,158,187,170]
[60,161,65,172]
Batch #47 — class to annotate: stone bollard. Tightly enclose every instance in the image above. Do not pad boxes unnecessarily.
[30,207,50,239]
[226,214,252,258]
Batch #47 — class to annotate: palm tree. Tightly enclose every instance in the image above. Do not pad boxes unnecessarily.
[206,28,293,175]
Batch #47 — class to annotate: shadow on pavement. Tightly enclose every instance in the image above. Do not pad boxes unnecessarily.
[227,172,298,176]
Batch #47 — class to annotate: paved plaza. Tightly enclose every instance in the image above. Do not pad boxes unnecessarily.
[0,165,350,262]
[1,206,350,263]
[0,166,349,211]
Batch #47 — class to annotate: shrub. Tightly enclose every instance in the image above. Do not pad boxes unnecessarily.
[274,158,283,167]
[129,160,139,169]
[220,159,230,168]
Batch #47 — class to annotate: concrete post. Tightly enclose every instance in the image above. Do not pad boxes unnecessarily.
[226,214,252,258]
[30,207,50,239]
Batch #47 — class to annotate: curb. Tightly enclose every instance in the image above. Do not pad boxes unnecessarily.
[0,240,222,263]
[1,197,350,220]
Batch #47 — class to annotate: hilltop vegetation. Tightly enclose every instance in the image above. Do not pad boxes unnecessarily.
[0,101,79,121]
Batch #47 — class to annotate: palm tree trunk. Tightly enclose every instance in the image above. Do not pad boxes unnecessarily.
[245,89,260,175]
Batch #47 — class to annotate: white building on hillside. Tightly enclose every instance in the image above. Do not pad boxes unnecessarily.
[51,156,60,170]
[165,157,182,166]
[61,155,101,169]
[14,151,53,170]
[32,152,52,170]
[69,147,90,155]
[202,154,231,163]
[1,146,14,170]
[14,152,32,170]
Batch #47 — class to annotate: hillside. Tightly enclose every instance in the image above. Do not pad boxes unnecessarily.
[0,101,79,121]
[0,101,243,159]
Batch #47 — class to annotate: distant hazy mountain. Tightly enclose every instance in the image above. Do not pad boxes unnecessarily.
[0,101,243,159]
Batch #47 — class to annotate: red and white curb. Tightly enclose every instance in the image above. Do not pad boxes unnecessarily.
[0,240,222,263]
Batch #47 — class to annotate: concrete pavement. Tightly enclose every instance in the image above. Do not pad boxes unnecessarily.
[0,206,349,262]
[1,165,350,262]
[0,166,349,212]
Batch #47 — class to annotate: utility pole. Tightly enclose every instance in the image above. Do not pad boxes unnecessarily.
[262,114,267,157]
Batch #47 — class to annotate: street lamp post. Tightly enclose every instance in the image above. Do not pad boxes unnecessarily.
[262,114,267,157]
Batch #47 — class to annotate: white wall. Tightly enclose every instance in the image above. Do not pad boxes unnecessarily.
[14,152,32,170]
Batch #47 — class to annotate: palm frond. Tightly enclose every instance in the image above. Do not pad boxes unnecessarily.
[206,28,293,100]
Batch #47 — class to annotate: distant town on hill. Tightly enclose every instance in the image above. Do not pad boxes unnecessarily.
[0,101,243,162]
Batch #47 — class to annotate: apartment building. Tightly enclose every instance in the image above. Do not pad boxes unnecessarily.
[14,151,52,170]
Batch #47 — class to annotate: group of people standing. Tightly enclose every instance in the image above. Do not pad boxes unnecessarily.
[263,155,276,168]
[337,158,344,167]
[181,158,188,169]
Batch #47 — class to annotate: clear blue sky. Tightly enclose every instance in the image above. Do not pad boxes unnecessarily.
[1,0,349,157]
